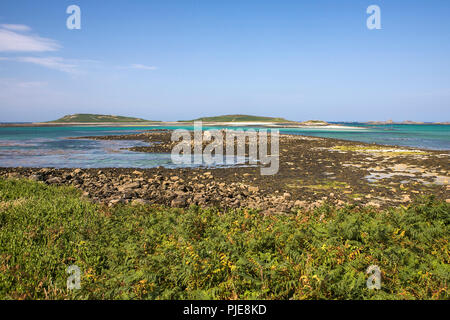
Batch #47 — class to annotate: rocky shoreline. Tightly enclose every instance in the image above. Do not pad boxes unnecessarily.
[1,130,449,213]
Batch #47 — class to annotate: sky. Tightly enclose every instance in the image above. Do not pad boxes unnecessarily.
[0,0,449,122]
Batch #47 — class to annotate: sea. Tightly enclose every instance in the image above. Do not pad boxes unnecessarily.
[0,124,448,168]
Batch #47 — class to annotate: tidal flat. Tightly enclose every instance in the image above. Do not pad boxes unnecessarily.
[1,130,448,213]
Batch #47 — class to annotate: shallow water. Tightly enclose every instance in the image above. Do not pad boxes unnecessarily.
[280,124,450,150]
[0,124,448,168]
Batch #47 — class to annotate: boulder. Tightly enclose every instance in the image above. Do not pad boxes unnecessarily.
[29,174,43,182]
[171,196,187,208]
[117,182,140,192]
[108,198,124,206]
[47,176,63,184]
[131,199,150,206]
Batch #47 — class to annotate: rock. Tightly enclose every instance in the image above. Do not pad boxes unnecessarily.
[62,173,72,180]
[310,200,323,209]
[122,191,136,199]
[366,201,381,208]
[171,196,187,208]
[248,186,259,193]
[118,182,140,192]
[294,200,307,208]
[131,199,150,206]
[193,194,204,203]
[47,176,62,184]
[73,168,82,175]
[29,174,43,181]
[132,170,143,175]
[401,195,411,202]
[283,192,291,199]
[108,198,124,206]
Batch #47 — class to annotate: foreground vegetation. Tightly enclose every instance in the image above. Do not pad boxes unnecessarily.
[0,179,448,300]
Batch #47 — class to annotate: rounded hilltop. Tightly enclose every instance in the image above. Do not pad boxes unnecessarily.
[180,114,298,123]
[47,113,156,123]
[181,115,331,126]
[299,120,329,126]
[48,113,150,123]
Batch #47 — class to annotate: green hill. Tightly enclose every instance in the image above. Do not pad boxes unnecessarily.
[300,120,329,126]
[181,114,296,123]
[48,114,155,123]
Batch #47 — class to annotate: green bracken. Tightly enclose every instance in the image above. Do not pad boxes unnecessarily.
[0,179,448,300]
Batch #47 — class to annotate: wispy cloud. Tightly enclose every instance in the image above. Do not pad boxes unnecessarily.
[130,64,158,71]
[0,56,78,74]
[0,24,32,32]
[0,78,47,88]
[16,81,48,88]
[17,57,77,73]
[0,24,59,52]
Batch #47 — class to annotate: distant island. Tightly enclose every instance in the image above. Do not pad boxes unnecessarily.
[48,113,157,123]
[366,119,449,125]
[299,120,329,126]
[12,113,447,128]
[180,114,297,123]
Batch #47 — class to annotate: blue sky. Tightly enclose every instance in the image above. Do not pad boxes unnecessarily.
[0,0,449,122]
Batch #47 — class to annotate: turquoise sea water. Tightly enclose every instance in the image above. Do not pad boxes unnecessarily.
[0,124,448,168]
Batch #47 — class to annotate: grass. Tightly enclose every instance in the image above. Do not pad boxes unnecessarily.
[0,179,448,300]
[48,113,156,123]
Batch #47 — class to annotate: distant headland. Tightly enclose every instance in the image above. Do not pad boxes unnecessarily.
[1,113,447,127]
[47,113,158,123]
[365,119,450,125]
[180,114,297,124]
[1,113,335,128]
